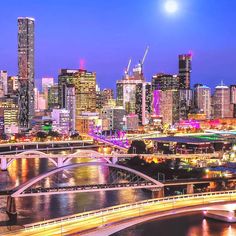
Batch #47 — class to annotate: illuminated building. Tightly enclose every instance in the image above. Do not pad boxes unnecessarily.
[76,112,99,134]
[0,96,19,134]
[7,76,18,95]
[124,114,139,130]
[58,69,96,128]
[159,90,179,125]
[42,77,54,109]
[48,84,59,110]
[42,77,54,92]
[102,88,114,106]
[101,107,126,130]
[51,109,70,134]
[194,84,211,119]
[0,70,8,96]
[116,77,143,114]
[152,73,180,91]
[179,89,193,120]
[179,54,192,89]
[230,85,236,117]
[18,17,35,129]
[212,83,232,118]
[64,85,76,132]
[96,85,103,110]
[135,82,152,125]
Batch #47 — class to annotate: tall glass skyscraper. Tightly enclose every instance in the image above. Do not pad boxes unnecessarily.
[18,17,35,129]
[179,54,192,89]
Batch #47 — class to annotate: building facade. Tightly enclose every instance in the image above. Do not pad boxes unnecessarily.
[179,54,192,89]
[194,84,211,119]
[18,17,35,129]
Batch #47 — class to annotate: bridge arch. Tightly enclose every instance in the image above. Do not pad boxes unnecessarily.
[12,162,163,197]
[9,150,58,167]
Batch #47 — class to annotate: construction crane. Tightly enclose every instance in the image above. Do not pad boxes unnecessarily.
[141,46,149,68]
[125,58,132,76]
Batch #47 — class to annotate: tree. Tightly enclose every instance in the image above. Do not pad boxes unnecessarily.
[0,133,8,141]
[70,132,82,140]
[36,131,47,141]
[128,140,147,154]
[48,130,60,138]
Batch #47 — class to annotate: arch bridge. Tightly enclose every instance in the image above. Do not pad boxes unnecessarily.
[11,162,163,198]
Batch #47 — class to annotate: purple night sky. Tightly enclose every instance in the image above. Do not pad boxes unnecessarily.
[0,0,236,91]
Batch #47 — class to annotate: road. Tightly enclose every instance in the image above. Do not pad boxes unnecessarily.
[2,190,236,236]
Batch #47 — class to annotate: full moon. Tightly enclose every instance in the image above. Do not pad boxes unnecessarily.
[165,1,178,13]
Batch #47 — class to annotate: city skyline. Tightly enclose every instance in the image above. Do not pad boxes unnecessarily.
[0,0,236,90]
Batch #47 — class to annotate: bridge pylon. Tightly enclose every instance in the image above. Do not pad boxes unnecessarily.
[0,157,7,171]
[151,187,164,198]
[6,196,17,223]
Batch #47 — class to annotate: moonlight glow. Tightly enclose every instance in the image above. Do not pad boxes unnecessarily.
[165,1,178,13]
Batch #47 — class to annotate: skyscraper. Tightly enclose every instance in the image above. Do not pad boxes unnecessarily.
[58,69,96,130]
[212,84,232,118]
[152,73,180,91]
[179,54,192,89]
[18,17,35,129]
[194,84,211,119]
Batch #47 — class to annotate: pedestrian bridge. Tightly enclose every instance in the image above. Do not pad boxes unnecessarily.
[11,162,164,197]
[6,190,236,236]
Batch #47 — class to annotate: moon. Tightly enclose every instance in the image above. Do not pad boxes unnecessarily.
[165,1,178,13]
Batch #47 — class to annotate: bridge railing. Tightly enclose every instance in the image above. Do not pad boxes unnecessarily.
[22,189,236,231]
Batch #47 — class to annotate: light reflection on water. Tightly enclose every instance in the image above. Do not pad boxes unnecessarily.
[112,213,236,236]
[0,157,150,224]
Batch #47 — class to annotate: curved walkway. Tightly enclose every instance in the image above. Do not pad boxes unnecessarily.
[82,203,233,236]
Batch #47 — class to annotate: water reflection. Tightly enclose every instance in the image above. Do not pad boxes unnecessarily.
[112,213,236,236]
[0,157,150,225]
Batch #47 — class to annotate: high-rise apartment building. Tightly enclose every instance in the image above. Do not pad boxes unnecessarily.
[194,84,211,119]
[179,54,192,89]
[18,17,35,129]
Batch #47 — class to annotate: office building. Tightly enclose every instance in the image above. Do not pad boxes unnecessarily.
[102,88,114,106]
[101,106,126,130]
[48,84,59,110]
[64,85,76,132]
[7,76,18,95]
[212,84,232,118]
[58,69,96,127]
[0,96,19,134]
[42,77,54,92]
[194,84,211,119]
[152,73,180,91]
[179,89,193,120]
[159,90,179,125]
[51,109,70,134]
